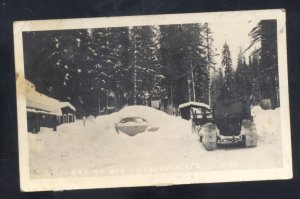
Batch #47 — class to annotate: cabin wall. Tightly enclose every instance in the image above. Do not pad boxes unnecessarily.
[27,105,76,133]
[27,112,61,133]
[61,107,76,123]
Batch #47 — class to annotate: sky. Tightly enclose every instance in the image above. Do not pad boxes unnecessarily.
[209,18,260,69]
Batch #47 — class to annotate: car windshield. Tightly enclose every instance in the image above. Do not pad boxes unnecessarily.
[120,117,147,124]
[135,118,147,123]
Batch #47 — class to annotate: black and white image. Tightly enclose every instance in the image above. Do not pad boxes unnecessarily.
[14,10,292,191]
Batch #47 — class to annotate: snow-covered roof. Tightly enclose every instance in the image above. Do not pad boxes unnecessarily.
[26,80,76,115]
[27,107,61,116]
[60,102,76,111]
[178,101,210,109]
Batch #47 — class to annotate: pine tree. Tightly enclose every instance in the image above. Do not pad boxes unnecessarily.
[248,49,261,105]
[80,28,114,115]
[129,26,165,105]
[182,23,207,103]
[106,27,131,109]
[160,23,210,106]
[235,47,244,98]
[87,27,131,113]
[23,23,217,116]
[149,26,167,103]
[160,24,189,106]
[248,20,279,108]
[235,47,252,100]
[221,42,235,98]
[202,23,217,106]
[210,67,224,106]
[23,29,97,116]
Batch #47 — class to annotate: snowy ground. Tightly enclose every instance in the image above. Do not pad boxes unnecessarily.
[28,106,283,179]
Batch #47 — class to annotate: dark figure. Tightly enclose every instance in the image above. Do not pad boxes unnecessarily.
[53,117,58,132]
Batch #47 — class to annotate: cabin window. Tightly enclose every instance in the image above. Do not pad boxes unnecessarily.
[63,114,67,123]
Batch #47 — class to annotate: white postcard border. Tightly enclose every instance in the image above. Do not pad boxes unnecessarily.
[14,9,292,192]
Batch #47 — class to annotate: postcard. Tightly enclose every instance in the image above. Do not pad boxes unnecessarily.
[14,9,292,191]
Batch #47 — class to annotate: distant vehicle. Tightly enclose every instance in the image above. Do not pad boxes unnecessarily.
[115,116,150,136]
[179,101,211,120]
[179,99,257,151]
[179,102,213,136]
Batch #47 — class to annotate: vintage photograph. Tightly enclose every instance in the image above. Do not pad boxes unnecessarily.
[14,9,292,191]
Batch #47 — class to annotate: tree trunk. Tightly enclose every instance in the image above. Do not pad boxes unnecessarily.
[191,59,196,101]
[187,68,192,102]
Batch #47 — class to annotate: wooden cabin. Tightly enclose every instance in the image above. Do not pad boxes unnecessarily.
[60,102,76,123]
[178,101,210,120]
[26,80,76,133]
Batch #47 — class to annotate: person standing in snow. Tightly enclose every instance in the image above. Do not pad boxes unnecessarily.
[83,116,86,127]
[53,117,58,132]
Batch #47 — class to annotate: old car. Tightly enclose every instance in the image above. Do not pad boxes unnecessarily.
[115,116,150,136]
[179,97,257,151]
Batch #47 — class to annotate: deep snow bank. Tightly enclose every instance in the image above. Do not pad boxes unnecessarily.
[117,105,178,126]
[94,105,185,135]
[28,106,190,178]
[28,105,283,178]
[251,106,281,137]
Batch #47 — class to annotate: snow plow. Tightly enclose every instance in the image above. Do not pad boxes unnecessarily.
[179,98,257,151]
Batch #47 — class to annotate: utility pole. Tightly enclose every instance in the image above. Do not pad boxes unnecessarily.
[206,24,212,107]
[170,80,173,105]
[187,46,192,102]
[131,26,137,105]
[187,74,192,102]
[106,90,108,115]
[191,59,196,101]
[98,92,101,116]
[133,62,137,105]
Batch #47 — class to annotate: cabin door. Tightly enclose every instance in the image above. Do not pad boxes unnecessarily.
[68,114,73,123]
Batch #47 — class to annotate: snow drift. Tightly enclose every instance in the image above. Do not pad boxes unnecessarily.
[252,106,281,136]
[28,105,283,178]
[93,105,184,136]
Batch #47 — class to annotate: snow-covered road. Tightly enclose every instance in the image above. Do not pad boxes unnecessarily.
[28,106,283,178]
